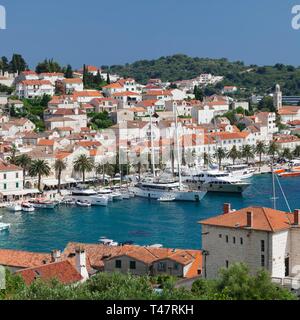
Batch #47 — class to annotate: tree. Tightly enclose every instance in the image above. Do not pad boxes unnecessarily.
[8,54,28,73]
[293,145,300,158]
[281,148,292,161]
[214,148,226,170]
[106,72,111,84]
[35,59,62,73]
[7,144,19,165]
[64,64,73,78]
[255,141,266,171]
[54,159,66,194]
[268,141,279,163]
[242,144,254,164]
[193,85,204,101]
[73,155,94,183]
[227,146,240,165]
[29,160,51,191]
[89,111,113,130]
[16,154,32,187]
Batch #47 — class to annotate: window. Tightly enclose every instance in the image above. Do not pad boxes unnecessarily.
[174,263,179,270]
[226,260,229,268]
[3,183,7,190]
[261,240,265,252]
[16,182,19,189]
[3,174,6,180]
[129,261,136,270]
[16,173,19,178]
[219,234,222,238]
[115,260,122,269]
[261,255,265,267]
[157,262,166,272]
[233,237,236,244]
[240,237,243,245]
[226,235,229,243]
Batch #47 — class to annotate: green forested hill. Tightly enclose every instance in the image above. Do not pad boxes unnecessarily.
[104,54,300,95]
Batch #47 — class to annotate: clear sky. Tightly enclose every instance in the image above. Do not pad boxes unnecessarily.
[0,0,300,68]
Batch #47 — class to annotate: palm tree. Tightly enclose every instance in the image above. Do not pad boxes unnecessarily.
[203,152,211,169]
[7,144,18,165]
[227,146,240,165]
[54,159,66,194]
[29,160,51,192]
[73,155,94,183]
[268,141,279,164]
[214,148,226,170]
[281,148,293,161]
[242,144,254,164]
[293,145,300,158]
[255,141,266,172]
[15,154,32,187]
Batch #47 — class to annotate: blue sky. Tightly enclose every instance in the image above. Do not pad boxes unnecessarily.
[0,0,299,68]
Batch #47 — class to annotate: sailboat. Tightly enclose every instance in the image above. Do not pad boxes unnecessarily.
[131,106,207,202]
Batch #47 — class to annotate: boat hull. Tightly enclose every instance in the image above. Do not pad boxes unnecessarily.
[70,195,108,206]
[131,188,206,202]
[185,182,250,193]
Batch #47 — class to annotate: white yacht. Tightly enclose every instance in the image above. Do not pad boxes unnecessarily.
[0,222,10,231]
[182,169,250,193]
[131,177,206,202]
[6,203,22,212]
[97,188,123,201]
[70,189,109,206]
[225,164,256,180]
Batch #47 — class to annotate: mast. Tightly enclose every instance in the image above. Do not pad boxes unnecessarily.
[148,107,156,178]
[271,159,276,209]
[174,104,182,189]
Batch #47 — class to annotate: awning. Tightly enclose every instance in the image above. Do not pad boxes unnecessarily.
[0,189,40,196]
[42,179,59,187]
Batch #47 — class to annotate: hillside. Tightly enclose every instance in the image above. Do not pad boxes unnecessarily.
[105,54,300,96]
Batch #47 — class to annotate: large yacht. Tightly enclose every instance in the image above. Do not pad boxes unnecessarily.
[181,169,250,193]
[131,177,207,202]
[225,164,256,180]
[70,189,109,206]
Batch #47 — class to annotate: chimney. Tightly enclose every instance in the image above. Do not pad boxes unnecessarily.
[246,211,253,228]
[75,246,89,281]
[51,249,61,263]
[294,209,300,226]
[223,203,231,214]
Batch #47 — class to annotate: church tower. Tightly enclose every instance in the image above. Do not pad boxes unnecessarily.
[273,84,282,110]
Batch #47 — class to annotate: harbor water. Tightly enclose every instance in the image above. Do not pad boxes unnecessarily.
[0,174,299,252]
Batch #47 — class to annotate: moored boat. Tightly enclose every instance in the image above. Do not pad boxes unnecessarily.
[0,222,10,231]
[6,203,22,212]
[29,199,58,209]
[21,203,35,212]
[76,200,91,207]
[71,189,109,206]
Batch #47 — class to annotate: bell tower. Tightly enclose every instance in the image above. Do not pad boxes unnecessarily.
[273,84,282,110]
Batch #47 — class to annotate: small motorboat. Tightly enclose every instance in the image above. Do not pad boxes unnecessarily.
[157,194,176,202]
[0,222,10,232]
[76,200,91,207]
[6,203,22,212]
[61,198,76,206]
[99,237,119,246]
[21,203,35,212]
[29,199,58,209]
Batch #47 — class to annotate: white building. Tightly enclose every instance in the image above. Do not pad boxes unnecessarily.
[200,204,300,282]
[16,80,55,99]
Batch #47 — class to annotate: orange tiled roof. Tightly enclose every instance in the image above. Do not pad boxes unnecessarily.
[0,249,51,268]
[17,260,82,285]
[200,206,295,232]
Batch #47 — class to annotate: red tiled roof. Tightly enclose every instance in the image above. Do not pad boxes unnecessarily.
[200,206,295,232]
[17,260,82,285]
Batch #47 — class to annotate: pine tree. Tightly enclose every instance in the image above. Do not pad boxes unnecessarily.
[64,64,73,78]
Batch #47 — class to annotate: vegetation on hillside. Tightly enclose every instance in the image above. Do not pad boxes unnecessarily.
[0,263,295,300]
[105,54,300,96]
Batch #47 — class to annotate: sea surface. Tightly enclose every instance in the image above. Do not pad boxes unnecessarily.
[0,174,299,253]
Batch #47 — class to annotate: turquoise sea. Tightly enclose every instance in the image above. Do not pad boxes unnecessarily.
[0,174,299,252]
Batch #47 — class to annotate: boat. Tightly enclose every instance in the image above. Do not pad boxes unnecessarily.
[225,164,255,180]
[6,203,22,212]
[99,237,119,246]
[70,189,109,206]
[131,177,206,202]
[76,200,91,207]
[0,222,10,232]
[157,194,176,202]
[21,203,35,212]
[29,199,58,209]
[278,171,300,178]
[97,188,123,201]
[182,169,250,193]
[61,198,77,206]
